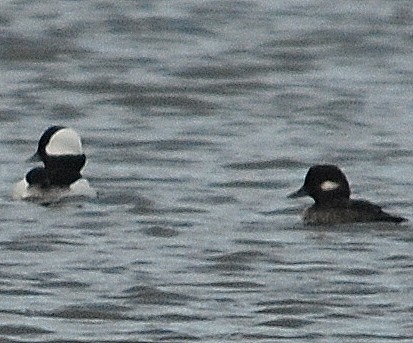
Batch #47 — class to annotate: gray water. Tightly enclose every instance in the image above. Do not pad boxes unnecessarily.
[1,0,413,342]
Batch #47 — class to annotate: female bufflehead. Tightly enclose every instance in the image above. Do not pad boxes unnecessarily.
[288,164,407,225]
[13,126,97,202]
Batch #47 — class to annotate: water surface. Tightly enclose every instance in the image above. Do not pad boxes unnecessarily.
[1,0,413,342]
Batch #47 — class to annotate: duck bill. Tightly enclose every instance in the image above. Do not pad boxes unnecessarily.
[26,152,41,162]
[288,186,308,198]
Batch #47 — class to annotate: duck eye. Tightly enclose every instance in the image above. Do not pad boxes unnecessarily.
[320,180,339,191]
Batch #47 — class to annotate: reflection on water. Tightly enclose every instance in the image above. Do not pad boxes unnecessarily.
[1,0,413,342]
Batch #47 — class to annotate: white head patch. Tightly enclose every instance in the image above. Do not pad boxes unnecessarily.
[46,128,83,156]
[320,180,340,191]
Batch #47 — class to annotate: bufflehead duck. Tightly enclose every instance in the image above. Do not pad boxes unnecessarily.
[12,126,97,202]
[288,164,407,225]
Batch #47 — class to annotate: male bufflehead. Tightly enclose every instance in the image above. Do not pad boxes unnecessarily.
[288,164,407,225]
[13,126,97,202]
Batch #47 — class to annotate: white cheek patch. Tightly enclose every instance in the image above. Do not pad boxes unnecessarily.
[320,180,340,191]
[46,128,83,156]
